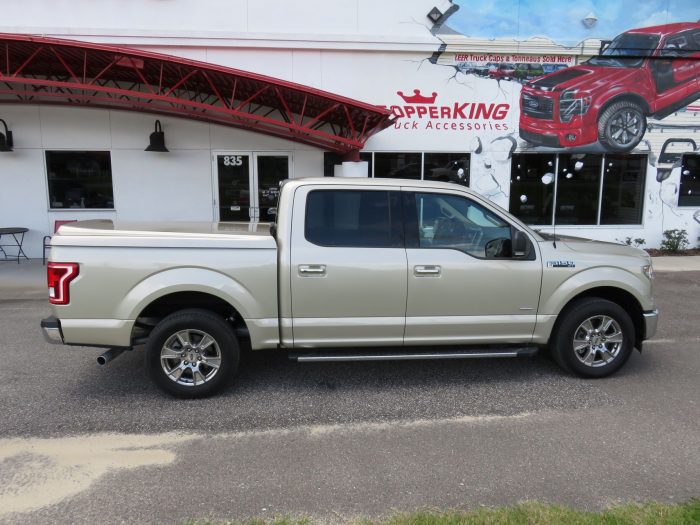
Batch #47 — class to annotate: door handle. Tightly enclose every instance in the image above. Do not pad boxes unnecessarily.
[298,264,327,276]
[414,265,441,276]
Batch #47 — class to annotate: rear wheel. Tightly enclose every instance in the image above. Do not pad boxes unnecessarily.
[551,298,634,378]
[145,308,239,398]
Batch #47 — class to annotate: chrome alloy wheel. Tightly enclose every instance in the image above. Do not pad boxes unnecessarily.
[572,315,624,368]
[608,110,642,147]
[160,329,222,387]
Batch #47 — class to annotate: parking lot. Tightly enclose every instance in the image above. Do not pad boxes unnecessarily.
[1,266,699,524]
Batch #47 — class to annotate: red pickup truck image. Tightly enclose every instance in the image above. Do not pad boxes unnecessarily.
[519,21,700,152]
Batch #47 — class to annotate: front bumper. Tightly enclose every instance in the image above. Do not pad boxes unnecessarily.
[643,309,660,340]
[41,316,64,344]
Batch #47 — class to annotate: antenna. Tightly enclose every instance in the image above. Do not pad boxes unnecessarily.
[552,156,558,249]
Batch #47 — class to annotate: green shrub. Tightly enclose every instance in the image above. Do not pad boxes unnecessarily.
[620,237,646,248]
[660,229,689,253]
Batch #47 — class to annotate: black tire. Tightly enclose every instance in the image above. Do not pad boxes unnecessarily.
[145,308,239,398]
[550,298,635,378]
[597,100,646,152]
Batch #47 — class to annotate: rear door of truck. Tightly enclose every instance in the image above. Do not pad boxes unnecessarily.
[289,184,407,347]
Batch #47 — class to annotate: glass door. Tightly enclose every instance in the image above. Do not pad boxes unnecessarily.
[215,152,254,221]
[214,151,291,222]
[254,153,290,221]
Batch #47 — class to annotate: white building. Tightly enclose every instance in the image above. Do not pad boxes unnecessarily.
[1,0,699,259]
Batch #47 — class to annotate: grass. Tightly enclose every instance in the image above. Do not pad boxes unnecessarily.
[185,499,700,525]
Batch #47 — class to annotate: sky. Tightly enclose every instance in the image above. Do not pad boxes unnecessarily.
[449,0,700,45]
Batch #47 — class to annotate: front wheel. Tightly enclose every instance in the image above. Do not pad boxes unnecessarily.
[145,308,239,398]
[551,298,635,378]
[597,100,646,152]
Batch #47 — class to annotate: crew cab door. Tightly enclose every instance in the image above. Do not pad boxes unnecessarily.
[289,185,407,347]
[402,189,542,345]
[652,30,699,97]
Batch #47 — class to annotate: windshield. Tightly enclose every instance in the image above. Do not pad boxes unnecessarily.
[587,33,660,68]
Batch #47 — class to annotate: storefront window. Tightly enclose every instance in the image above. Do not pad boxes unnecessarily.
[600,155,646,224]
[423,153,470,186]
[46,151,114,209]
[508,154,556,225]
[556,154,602,225]
[323,152,372,177]
[678,155,700,207]
[374,152,422,180]
[510,153,647,225]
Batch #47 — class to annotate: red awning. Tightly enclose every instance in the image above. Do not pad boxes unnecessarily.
[0,33,393,153]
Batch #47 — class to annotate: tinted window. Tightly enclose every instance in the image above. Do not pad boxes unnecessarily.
[509,154,556,225]
[556,154,602,225]
[305,190,399,247]
[413,193,512,258]
[423,153,470,186]
[600,155,646,224]
[678,155,700,207]
[374,152,422,180]
[46,151,114,209]
[323,152,372,177]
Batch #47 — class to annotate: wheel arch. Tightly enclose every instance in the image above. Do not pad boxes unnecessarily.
[598,92,651,118]
[118,267,263,346]
[554,286,644,349]
[130,291,251,348]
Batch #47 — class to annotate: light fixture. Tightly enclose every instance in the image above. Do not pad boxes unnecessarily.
[582,12,598,28]
[145,120,168,152]
[427,7,443,23]
[0,119,13,152]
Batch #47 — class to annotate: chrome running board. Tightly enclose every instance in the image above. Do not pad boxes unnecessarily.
[290,347,538,363]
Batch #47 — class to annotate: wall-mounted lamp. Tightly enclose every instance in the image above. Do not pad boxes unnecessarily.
[582,12,598,28]
[0,119,13,152]
[145,120,168,152]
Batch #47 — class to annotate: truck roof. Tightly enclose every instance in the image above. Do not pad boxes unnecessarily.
[285,176,480,194]
[626,21,700,36]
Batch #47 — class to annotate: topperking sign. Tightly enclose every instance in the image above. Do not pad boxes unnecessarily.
[382,89,512,132]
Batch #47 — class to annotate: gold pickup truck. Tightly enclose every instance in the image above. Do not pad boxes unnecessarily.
[41,178,659,397]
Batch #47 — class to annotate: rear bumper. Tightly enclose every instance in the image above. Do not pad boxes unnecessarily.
[41,316,64,344]
[40,316,135,347]
[643,309,660,340]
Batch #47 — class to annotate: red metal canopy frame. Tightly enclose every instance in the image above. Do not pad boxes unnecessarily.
[0,33,393,153]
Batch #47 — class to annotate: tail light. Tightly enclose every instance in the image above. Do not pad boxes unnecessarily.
[47,262,79,305]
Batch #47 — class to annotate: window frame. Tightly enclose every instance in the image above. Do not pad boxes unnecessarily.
[402,190,535,261]
[45,149,116,211]
[303,188,404,249]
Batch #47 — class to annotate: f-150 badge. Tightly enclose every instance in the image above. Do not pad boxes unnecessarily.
[547,260,576,268]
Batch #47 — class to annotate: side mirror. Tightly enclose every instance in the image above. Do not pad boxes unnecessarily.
[513,230,528,257]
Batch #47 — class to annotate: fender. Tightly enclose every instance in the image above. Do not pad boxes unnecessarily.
[540,265,650,315]
[534,265,651,344]
[117,267,267,321]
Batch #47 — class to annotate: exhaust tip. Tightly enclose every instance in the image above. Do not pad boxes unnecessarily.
[97,347,127,366]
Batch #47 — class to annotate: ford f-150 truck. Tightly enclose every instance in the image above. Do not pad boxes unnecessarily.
[41,178,659,397]
[519,20,700,152]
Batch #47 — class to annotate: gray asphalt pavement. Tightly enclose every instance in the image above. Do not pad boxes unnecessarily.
[0,271,699,523]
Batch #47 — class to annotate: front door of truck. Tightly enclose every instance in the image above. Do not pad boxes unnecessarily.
[289,185,407,347]
[402,189,541,345]
[213,152,291,222]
